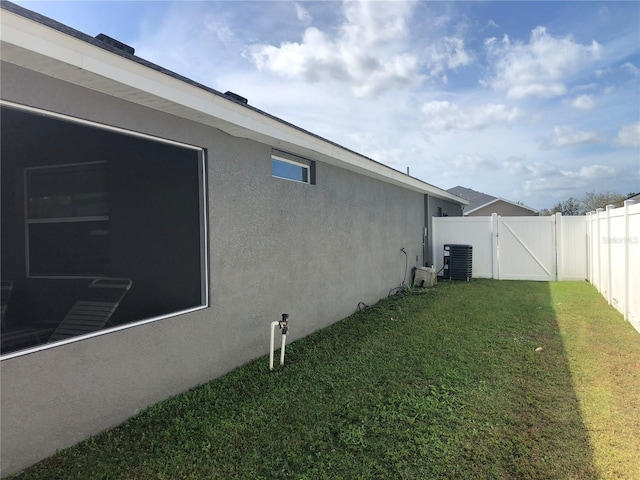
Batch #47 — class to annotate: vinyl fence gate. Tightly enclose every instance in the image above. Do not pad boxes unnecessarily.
[432,213,588,282]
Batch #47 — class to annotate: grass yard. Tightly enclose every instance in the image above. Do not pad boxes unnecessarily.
[7,280,640,479]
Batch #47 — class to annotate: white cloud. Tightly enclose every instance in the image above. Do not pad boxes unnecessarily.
[133,3,255,84]
[537,125,601,149]
[446,153,499,172]
[614,123,640,147]
[245,0,422,97]
[524,177,573,194]
[572,83,597,92]
[346,131,421,169]
[503,158,557,178]
[571,94,595,111]
[203,16,234,46]
[341,0,412,45]
[621,62,640,77]
[424,36,472,80]
[484,26,601,99]
[523,163,615,193]
[562,164,616,180]
[293,2,312,24]
[421,101,522,132]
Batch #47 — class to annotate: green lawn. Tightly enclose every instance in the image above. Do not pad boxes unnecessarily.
[7,280,640,479]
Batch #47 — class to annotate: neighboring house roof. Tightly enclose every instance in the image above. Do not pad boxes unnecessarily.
[447,186,496,212]
[446,186,537,215]
[0,1,467,207]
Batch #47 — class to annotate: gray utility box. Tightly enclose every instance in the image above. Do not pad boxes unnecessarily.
[413,266,437,288]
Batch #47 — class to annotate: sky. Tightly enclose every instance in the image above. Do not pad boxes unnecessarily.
[12,0,640,210]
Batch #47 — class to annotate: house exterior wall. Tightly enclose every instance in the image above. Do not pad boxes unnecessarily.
[1,62,429,474]
[424,195,463,266]
[467,201,537,216]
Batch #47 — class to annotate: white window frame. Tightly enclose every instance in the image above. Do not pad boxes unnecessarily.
[271,155,311,184]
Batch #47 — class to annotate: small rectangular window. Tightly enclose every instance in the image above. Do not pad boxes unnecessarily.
[272,156,310,184]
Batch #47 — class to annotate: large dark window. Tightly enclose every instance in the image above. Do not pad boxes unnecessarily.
[1,104,208,356]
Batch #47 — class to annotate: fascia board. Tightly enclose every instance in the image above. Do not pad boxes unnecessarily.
[0,9,467,206]
[0,12,84,66]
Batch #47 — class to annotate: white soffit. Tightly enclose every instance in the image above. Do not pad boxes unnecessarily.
[0,8,466,205]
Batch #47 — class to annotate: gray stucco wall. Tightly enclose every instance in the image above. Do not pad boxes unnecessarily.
[1,63,426,475]
[424,195,463,266]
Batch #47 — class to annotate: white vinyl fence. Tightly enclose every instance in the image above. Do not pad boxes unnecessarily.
[587,201,639,333]
[432,202,639,334]
[432,213,587,282]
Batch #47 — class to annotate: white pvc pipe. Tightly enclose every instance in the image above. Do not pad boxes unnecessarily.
[269,321,279,371]
[280,332,287,366]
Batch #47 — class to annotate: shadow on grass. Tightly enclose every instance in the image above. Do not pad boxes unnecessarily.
[550,281,640,479]
[8,280,599,480]
[459,280,600,479]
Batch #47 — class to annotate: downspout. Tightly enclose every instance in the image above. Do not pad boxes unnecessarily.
[424,194,430,267]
